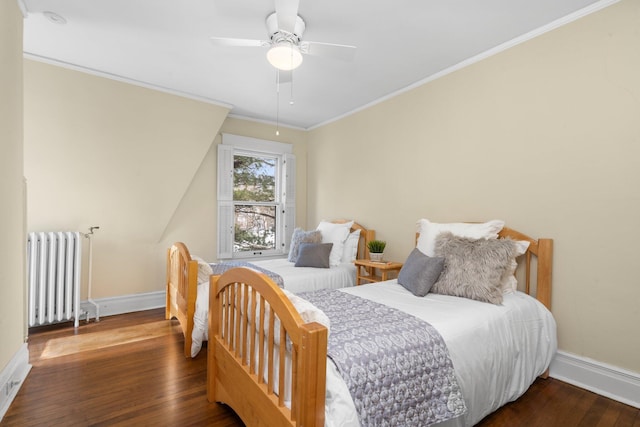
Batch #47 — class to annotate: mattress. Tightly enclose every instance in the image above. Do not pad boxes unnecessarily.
[323,280,557,427]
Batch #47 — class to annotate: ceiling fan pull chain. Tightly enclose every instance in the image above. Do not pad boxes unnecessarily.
[276,71,281,136]
[290,72,295,105]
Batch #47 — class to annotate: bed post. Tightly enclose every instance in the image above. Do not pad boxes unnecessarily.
[363,229,375,260]
[297,322,328,427]
[183,259,198,358]
[165,248,171,321]
[536,238,553,312]
[533,237,553,380]
[207,274,220,404]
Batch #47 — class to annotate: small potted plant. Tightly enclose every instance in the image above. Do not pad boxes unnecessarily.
[367,239,386,262]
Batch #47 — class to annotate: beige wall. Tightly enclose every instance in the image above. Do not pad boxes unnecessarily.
[24,61,308,302]
[0,1,26,373]
[24,60,230,299]
[308,0,640,373]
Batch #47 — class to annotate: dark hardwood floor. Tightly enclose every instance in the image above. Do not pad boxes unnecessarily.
[2,309,638,426]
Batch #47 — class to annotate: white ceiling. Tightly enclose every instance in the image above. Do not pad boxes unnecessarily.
[21,0,608,130]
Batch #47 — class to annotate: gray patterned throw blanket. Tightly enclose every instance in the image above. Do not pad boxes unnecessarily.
[210,261,284,288]
[300,289,467,427]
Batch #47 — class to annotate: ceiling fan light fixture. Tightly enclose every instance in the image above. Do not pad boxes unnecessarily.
[267,43,303,71]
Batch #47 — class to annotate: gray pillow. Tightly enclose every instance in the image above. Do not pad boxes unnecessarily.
[397,248,444,297]
[432,232,516,305]
[294,243,333,268]
[288,228,323,262]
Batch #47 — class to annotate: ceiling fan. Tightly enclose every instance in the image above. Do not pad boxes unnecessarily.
[210,0,356,72]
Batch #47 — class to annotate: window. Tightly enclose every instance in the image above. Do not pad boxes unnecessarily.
[217,134,295,260]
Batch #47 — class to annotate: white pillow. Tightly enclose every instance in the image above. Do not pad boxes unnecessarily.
[416,219,505,256]
[341,229,361,263]
[316,220,354,267]
[500,239,530,294]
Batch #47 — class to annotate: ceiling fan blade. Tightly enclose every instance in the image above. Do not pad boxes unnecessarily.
[274,0,299,33]
[210,37,268,48]
[300,41,357,62]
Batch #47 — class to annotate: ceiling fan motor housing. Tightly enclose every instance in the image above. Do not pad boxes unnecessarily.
[266,12,306,44]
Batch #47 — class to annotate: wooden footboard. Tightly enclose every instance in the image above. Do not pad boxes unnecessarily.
[207,268,328,427]
[166,242,198,358]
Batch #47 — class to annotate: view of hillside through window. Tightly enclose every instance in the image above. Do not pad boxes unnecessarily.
[233,154,278,253]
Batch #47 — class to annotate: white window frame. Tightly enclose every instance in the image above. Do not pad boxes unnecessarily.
[217,134,295,260]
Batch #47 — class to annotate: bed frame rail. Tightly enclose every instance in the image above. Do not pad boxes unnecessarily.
[208,268,328,427]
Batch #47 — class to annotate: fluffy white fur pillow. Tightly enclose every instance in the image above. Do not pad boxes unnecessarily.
[432,232,516,304]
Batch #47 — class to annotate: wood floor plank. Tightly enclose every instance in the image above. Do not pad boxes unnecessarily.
[2,308,638,427]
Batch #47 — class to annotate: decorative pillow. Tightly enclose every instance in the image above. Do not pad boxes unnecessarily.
[397,248,445,297]
[500,239,530,294]
[341,229,361,263]
[432,232,516,305]
[287,228,322,262]
[294,243,333,268]
[416,218,505,257]
[316,220,354,267]
[192,255,214,284]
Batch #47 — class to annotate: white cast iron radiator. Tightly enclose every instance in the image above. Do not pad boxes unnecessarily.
[27,231,82,328]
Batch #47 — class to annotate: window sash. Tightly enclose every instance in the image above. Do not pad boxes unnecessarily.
[232,202,281,258]
[217,136,295,260]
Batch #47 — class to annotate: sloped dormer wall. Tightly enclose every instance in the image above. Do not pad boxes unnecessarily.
[23,60,229,299]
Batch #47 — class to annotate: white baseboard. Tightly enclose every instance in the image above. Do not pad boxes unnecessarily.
[0,343,32,422]
[80,290,165,320]
[550,350,640,409]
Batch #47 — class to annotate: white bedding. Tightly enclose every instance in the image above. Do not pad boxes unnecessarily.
[323,280,557,427]
[191,259,357,357]
[252,258,357,293]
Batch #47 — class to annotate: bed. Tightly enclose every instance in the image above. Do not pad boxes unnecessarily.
[166,220,375,358]
[206,223,556,427]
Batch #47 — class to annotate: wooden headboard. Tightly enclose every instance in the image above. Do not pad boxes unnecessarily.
[414,225,553,311]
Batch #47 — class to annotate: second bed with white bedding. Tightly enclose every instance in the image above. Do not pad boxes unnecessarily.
[318,280,557,427]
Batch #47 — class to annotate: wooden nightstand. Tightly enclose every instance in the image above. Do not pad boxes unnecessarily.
[354,259,403,285]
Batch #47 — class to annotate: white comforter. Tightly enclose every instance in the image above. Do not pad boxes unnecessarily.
[252,258,357,293]
[191,259,357,357]
[324,281,557,427]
